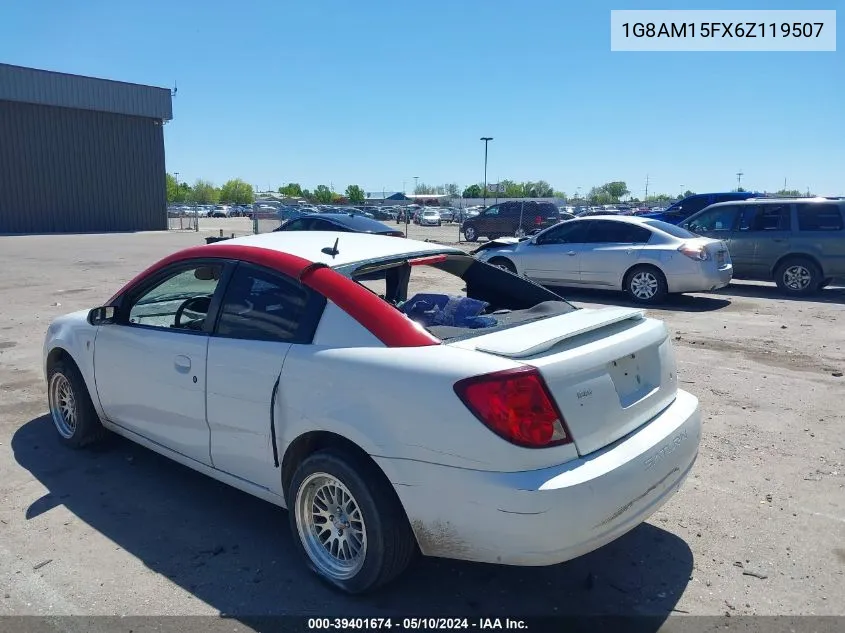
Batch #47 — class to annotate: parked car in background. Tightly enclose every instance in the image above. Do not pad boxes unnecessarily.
[643,192,759,225]
[211,205,232,218]
[275,213,405,237]
[461,201,562,241]
[418,209,442,226]
[473,216,733,304]
[275,212,405,237]
[44,231,700,593]
[681,197,845,295]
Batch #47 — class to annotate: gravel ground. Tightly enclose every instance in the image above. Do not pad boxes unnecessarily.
[0,223,843,625]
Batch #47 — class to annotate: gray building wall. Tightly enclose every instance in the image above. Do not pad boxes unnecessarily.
[0,100,167,233]
[0,63,172,121]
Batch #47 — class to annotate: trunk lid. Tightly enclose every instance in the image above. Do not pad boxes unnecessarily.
[450,307,679,456]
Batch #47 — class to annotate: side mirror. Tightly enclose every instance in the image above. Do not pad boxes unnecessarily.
[88,306,116,326]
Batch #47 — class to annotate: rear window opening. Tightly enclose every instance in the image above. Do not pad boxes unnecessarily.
[344,253,576,341]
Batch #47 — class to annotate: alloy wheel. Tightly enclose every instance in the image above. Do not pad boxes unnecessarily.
[49,373,77,439]
[295,472,367,581]
[630,271,658,300]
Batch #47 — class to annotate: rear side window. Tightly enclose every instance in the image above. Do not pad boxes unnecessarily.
[642,220,697,239]
[216,264,312,342]
[585,220,651,243]
[796,204,844,231]
[738,204,791,231]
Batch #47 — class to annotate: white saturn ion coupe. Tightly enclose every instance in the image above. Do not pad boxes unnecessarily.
[43,231,701,593]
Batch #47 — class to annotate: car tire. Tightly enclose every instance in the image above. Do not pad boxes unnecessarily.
[437,221,442,226]
[47,360,107,448]
[463,226,478,242]
[489,257,517,274]
[774,258,821,296]
[288,448,417,594]
[625,265,668,305]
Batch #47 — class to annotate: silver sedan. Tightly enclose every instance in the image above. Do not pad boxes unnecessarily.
[473,215,733,304]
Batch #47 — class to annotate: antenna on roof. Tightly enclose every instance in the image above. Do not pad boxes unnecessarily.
[172,81,178,97]
[321,237,340,258]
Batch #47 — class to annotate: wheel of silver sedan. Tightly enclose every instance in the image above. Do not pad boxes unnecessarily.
[629,271,659,300]
[782,265,812,291]
[49,372,77,439]
[295,472,367,581]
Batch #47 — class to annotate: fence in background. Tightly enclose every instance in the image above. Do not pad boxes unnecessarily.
[167,214,198,231]
[168,211,467,244]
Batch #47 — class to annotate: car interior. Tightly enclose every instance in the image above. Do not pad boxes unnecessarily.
[349,254,576,341]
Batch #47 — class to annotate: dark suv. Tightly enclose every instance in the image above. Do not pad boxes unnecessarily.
[461,201,560,241]
[680,198,845,295]
[643,192,758,224]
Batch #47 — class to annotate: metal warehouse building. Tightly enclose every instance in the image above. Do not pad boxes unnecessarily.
[0,64,173,233]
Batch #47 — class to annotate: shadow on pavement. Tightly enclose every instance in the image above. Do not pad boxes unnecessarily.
[13,415,694,624]
[548,287,732,313]
[713,280,845,305]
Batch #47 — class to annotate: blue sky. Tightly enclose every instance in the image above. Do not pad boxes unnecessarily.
[1,0,842,197]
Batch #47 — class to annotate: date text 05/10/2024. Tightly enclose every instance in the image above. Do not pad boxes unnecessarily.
[621,22,825,39]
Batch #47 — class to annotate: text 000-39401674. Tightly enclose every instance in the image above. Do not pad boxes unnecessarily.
[610,9,836,51]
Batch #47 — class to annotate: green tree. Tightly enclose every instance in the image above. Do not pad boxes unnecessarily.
[444,183,460,197]
[345,184,365,203]
[415,182,437,195]
[219,178,255,205]
[462,184,482,198]
[313,184,334,204]
[166,173,178,203]
[682,189,695,198]
[279,182,304,197]
[501,180,523,197]
[189,179,219,204]
[603,181,629,201]
[734,187,746,193]
[775,189,802,197]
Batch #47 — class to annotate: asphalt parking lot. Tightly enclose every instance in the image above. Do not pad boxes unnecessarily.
[0,226,843,621]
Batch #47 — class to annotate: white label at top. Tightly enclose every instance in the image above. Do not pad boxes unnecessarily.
[610,10,836,51]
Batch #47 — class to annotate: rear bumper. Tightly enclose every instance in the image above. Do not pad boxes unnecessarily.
[375,389,701,566]
[668,264,733,294]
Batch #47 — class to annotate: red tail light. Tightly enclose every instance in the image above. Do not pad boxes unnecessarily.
[534,215,543,225]
[454,367,571,448]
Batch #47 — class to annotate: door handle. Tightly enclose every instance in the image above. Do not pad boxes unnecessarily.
[174,355,192,372]
[567,251,577,256]
[771,238,786,243]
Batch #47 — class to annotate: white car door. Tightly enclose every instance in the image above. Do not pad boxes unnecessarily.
[518,222,592,284]
[206,262,323,491]
[94,262,226,465]
[577,220,653,288]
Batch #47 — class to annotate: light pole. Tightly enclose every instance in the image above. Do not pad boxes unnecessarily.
[679,184,684,199]
[480,137,493,208]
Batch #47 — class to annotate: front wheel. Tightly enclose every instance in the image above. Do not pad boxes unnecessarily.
[289,449,416,594]
[774,258,821,296]
[47,361,107,448]
[463,225,478,242]
[625,265,668,305]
